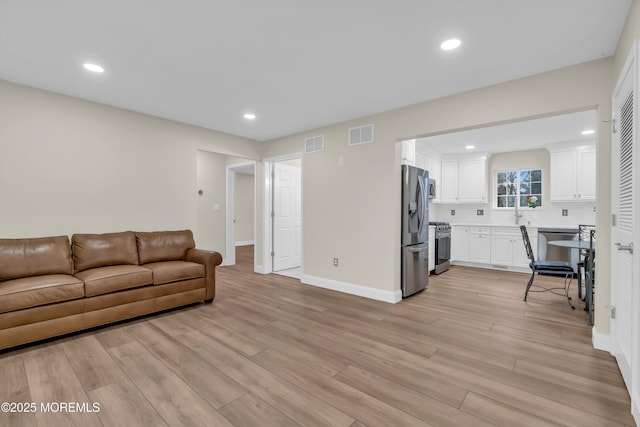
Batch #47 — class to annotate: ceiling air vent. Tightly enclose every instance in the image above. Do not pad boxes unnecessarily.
[349,123,374,146]
[305,135,325,153]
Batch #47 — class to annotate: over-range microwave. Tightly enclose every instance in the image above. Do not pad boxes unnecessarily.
[428,178,436,199]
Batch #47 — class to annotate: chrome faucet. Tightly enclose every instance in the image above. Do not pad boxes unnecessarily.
[514,202,524,225]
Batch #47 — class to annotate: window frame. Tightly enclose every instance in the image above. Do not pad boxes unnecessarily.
[494,167,543,209]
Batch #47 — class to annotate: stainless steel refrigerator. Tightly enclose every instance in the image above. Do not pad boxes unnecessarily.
[401,165,429,297]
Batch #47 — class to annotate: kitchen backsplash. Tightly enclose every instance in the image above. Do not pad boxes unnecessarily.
[429,201,596,227]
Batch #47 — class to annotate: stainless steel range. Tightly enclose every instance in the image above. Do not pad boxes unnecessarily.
[430,222,451,274]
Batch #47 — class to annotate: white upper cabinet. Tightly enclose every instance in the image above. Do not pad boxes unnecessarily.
[440,161,459,203]
[401,139,415,166]
[440,157,487,203]
[576,148,596,199]
[458,158,487,203]
[549,144,596,201]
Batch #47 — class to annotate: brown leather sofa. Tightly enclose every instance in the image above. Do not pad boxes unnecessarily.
[0,230,222,350]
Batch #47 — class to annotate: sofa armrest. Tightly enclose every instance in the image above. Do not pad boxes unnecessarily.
[185,248,223,301]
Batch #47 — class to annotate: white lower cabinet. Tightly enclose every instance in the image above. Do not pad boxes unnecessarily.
[490,227,536,269]
[451,226,469,262]
[450,225,536,272]
[469,227,491,263]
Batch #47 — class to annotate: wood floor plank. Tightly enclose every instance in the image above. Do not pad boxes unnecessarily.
[0,356,36,427]
[514,358,632,405]
[460,391,564,427]
[250,348,432,427]
[176,330,355,427]
[23,350,102,427]
[335,364,494,427]
[247,322,350,377]
[178,310,269,356]
[61,334,128,392]
[431,348,636,425]
[88,380,168,427]
[125,321,248,409]
[218,393,301,427]
[108,340,234,427]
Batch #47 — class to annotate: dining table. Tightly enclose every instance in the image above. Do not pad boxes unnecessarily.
[548,239,595,324]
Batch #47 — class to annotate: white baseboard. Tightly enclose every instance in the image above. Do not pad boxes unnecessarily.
[592,326,612,352]
[254,264,267,274]
[301,274,402,303]
[235,240,255,247]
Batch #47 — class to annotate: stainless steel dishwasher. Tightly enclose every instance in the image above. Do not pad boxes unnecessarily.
[537,227,580,273]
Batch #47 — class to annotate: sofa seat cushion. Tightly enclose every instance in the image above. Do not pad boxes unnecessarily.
[75,265,153,297]
[0,274,84,313]
[143,261,205,285]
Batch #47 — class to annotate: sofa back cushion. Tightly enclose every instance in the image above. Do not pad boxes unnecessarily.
[72,231,139,273]
[0,236,73,281]
[136,230,195,264]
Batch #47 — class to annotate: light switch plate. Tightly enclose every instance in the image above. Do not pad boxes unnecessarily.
[477,209,484,216]
[213,203,221,211]
[562,209,568,216]
[451,210,455,216]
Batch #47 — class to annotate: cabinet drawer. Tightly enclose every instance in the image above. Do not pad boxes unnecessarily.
[470,226,490,234]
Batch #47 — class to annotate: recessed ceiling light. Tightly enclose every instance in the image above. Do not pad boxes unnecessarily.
[83,63,104,73]
[243,113,256,120]
[440,38,461,51]
[465,145,475,150]
[581,129,595,135]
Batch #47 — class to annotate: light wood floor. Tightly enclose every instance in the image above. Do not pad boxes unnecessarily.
[1,245,635,426]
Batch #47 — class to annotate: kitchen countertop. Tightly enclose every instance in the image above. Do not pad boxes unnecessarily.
[449,223,578,229]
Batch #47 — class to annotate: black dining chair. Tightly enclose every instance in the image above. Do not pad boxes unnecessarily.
[585,229,596,324]
[577,224,596,300]
[520,226,576,309]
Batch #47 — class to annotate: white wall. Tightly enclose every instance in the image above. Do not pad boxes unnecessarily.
[0,81,263,259]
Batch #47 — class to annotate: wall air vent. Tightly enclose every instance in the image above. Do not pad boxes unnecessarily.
[348,123,374,146]
[305,135,325,153]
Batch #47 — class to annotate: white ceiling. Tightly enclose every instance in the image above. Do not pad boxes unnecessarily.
[0,1,631,142]
[416,109,597,155]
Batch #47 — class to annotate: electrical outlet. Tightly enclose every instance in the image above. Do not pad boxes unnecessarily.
[333,258,339,267]
[562,209,568,216]
[477,209,484,216]
[451,209,456,216]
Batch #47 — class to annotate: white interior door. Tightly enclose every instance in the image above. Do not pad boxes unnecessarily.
[611,43,637,395]
[273,161,301,271]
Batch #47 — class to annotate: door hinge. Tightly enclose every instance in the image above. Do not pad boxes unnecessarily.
[612,118,617,134]
[612,214,617,226]
[271,211,275,218]
[271,251,275,257]
[611,306,616,319]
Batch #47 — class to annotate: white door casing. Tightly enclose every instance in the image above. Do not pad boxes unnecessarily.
[273,161,302,271]
[611,40,638,409]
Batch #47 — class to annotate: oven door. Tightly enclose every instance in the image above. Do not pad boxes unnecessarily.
[435,231,451,273]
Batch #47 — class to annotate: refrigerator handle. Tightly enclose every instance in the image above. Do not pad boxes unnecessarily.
[417,176,426,236]
[407,245,427,253]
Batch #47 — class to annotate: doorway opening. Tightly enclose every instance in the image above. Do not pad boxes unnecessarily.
[225,161,256,267]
